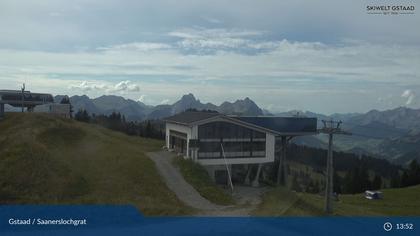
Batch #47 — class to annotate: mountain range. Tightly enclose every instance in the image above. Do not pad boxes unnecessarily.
[55,93,420,165]
[54,93,264,121]
[279,108,420,165]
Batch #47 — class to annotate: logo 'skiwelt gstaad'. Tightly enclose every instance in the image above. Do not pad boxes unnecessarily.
[366,3,415,15]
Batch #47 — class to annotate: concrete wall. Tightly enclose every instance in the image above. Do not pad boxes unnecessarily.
[204,165,230,182]
[165,122,192,159]
[265,133,276,162]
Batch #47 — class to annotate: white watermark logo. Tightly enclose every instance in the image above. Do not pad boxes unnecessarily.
[366,5,415,15]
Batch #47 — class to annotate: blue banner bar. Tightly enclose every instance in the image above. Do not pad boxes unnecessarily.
[0,206,419,236]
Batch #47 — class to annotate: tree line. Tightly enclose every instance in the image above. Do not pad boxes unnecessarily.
[339,159,420,193]
[74,109,165,140]
[266,144,420,194]
[392,160,420,188]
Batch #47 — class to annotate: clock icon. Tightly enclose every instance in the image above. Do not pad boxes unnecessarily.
[384,222,393,232]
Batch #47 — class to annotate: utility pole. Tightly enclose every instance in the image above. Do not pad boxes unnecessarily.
[21,83,25,113]
[276,136,294,186]
[277,136,287,185]
[319,120,351,214]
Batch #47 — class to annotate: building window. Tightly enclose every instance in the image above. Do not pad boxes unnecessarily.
[197,121,266,159]
[198,121,265,139]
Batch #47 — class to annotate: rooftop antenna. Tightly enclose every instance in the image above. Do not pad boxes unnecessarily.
[21,83,25,112]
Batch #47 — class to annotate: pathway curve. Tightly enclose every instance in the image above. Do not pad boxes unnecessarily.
[147,151,265,216]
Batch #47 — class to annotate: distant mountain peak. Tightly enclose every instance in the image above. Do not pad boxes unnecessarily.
[96,94,129,101]
[180,93,196,101]
[240,97,257,105]
[72,94,90,99]
[218,97,263,116]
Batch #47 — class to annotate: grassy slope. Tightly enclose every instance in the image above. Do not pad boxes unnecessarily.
[254,185,420,216]
[0,113,192,215]
[172,157,234,205]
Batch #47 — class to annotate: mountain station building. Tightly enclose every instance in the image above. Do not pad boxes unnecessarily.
[0,89,70,118]
[164,111,318,186]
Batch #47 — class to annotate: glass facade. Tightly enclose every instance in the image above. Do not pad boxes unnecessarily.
[198,121,265,139]
[197,121,266,159]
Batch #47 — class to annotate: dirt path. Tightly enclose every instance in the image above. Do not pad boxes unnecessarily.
[147,151,265,216]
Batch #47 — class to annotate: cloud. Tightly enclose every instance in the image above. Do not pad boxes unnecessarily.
[169,28,263,39]
[48,12,61,17]
[167,28,330,55]
[401,89,416,105]
[137,94,146,103]
[109,80,140,92]
[69,80,140,93]
[1,25,419,113]
[0,0,419,114]
[201,16,222,24]
[168,27,274,53]
[1,0,419,55]
[160,99,170,105]
[69,81,107,91]
[97,42,171,52]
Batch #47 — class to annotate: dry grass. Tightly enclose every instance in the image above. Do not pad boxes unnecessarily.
[0,113,192,215]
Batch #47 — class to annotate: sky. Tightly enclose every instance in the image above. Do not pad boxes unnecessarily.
[0,0,419,114]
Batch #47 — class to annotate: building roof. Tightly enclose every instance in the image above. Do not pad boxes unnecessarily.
[164,111,221,125]
[232,116,317,134]
[165,111,318,135]
[0,89,54,107]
